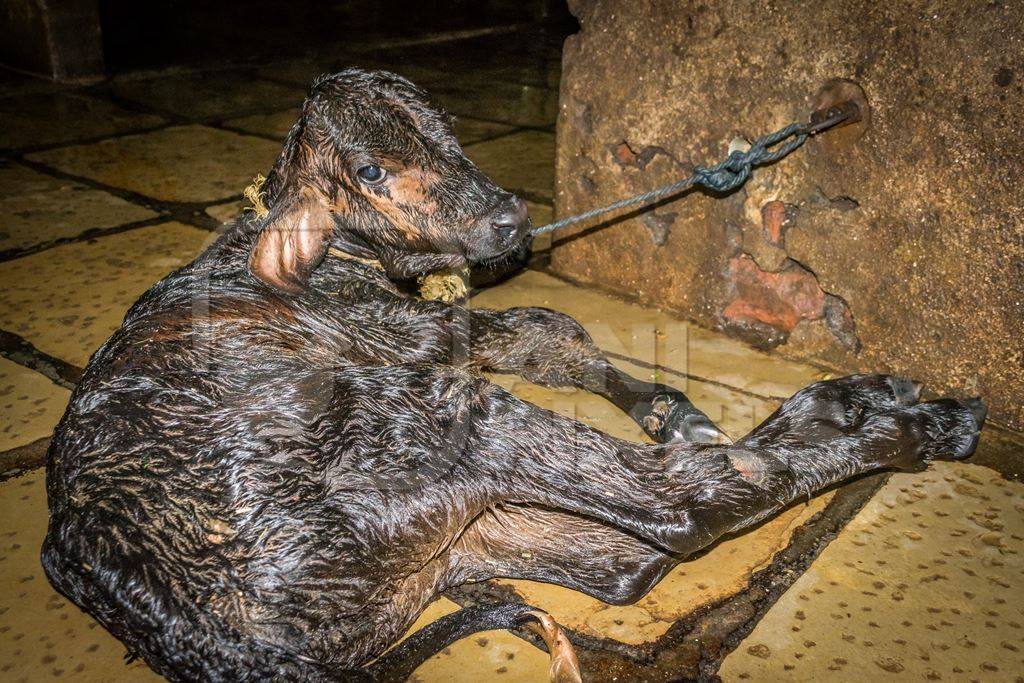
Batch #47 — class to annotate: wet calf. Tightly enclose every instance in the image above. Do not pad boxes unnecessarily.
[41,70,986,682]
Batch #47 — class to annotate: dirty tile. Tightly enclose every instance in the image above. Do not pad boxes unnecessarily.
[0,91,165,150]
[110,71,305,121]
[0,358,69,452]
[393,596,461,648]
[429,81,558,128]
[440,63,562,90]
[684,332,827,400]
[223,108,299,140]
[454,117,515,145]
[0,161,157,254]
[0,469,161,682]
[354,62,450,88]
[27,125,281,204]
[720,462,1024,681]
[0,223,211,367]
[464,130,555,201]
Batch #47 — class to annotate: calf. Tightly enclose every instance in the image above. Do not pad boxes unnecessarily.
[42,70,986,681]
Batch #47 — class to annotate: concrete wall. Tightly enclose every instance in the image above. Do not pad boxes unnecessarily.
[551,0,1023,430]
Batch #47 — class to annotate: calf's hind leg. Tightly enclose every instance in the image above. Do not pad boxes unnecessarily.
[450,375,985,599]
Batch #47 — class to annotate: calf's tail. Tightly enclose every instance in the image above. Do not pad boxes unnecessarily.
[365,602,582,683]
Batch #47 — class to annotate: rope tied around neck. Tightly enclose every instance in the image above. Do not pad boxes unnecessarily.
[531,101,860,237]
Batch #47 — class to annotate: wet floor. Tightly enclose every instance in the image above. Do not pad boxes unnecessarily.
[2,24,1023,683]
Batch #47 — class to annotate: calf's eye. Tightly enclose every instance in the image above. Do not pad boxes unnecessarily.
[356,165,387,184]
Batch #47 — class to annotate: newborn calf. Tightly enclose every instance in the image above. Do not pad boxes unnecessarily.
[42,70,986,681]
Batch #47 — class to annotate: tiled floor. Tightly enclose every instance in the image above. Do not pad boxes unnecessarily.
[1,26,1022,683]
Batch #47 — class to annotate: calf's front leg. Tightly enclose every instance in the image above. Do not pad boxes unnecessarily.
[463,306,730,444]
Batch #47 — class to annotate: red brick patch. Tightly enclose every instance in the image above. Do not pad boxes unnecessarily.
[611,141,639,168]
[723,255,826,331]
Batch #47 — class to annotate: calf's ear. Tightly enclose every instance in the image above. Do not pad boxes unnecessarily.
[248,101,336,293]
[249,195,334,293]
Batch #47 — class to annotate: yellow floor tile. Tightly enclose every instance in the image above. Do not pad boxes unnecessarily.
[0,92,164,150]
[454,117,515,145]
[720,462,1024,681]
[430,81,558,128]
[0,161,157,254]
[256,60,334,86]
[464,131,555,201]
[0,223,211,367]
[27,126,280,204]
[0,469,161,682]
[0,359,69,452]
[110,71,304,121]
[223,108,298,140]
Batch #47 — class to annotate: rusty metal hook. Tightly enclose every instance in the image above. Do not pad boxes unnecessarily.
[800,100,862,136]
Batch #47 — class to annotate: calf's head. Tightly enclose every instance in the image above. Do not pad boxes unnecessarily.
[249,69,530,292]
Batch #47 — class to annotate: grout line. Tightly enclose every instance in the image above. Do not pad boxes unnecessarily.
[12,155,230,230]
[213,123,284,144]
[0,330,83,390]
[457,124,529,147]
[0,215,173,263]
[0,436,50,481]
[95,89,192,125]
[1,121,177,156]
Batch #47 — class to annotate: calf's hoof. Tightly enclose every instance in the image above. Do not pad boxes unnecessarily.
[887,376,923,405]
[633,393,731,445]
[952,397,987,460]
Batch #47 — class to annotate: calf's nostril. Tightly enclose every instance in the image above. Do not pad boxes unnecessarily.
[490,213,523,240]
[491,216,517,235]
